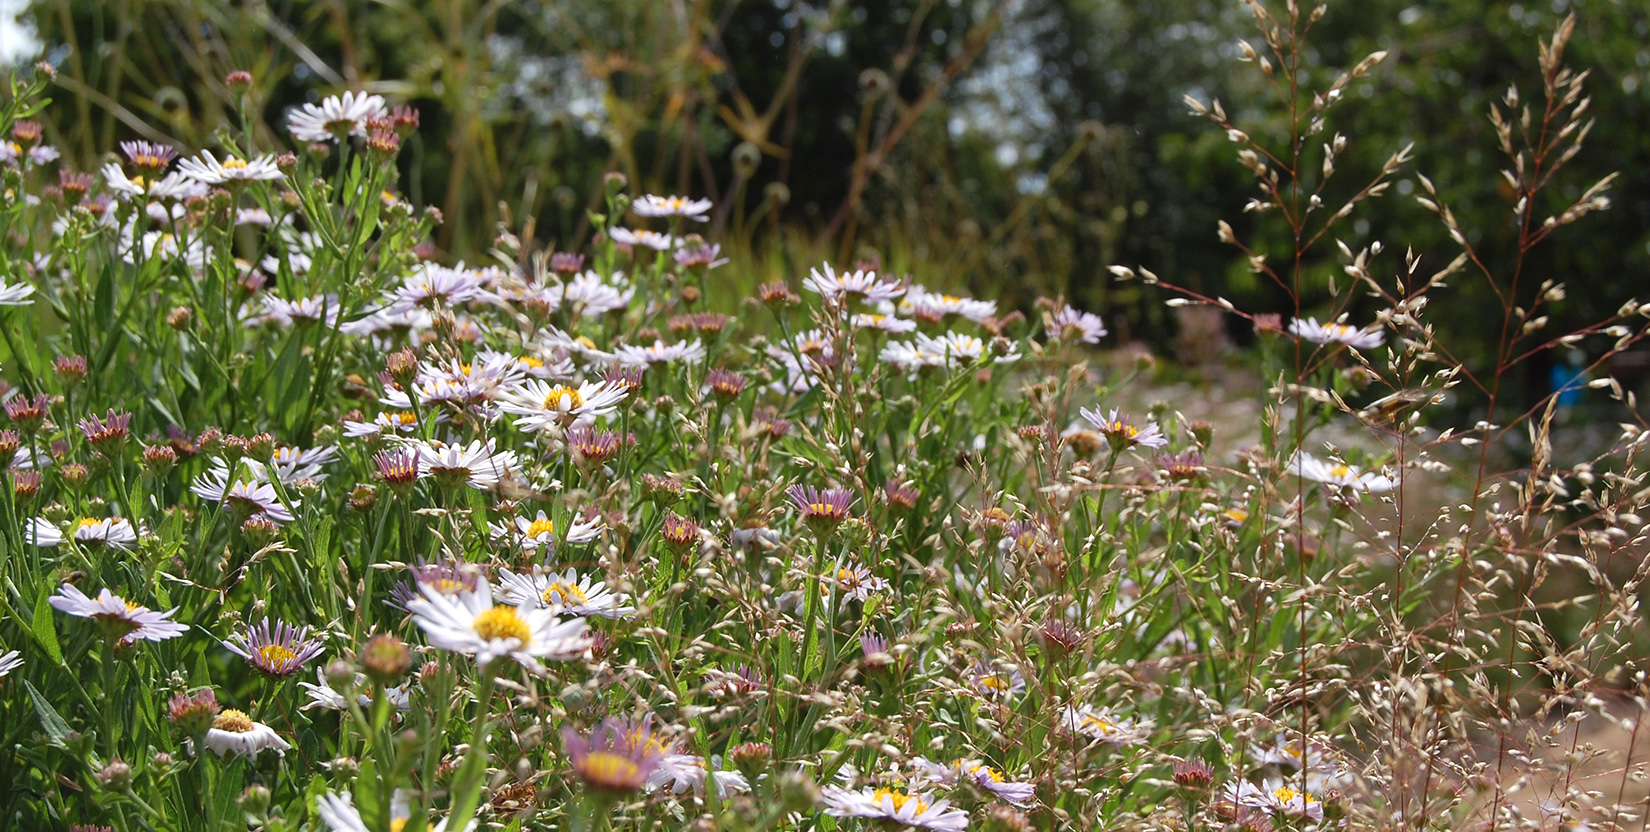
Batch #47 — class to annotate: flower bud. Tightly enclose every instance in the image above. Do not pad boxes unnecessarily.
[224,70,254,92]
[730,742,771,782]
[52,354,88,386]
[325,659,355,689]
[239,784,272,815]
[141,444,178,476]
[776,771,820,812]
[361,634,413,685]
[96,759,133,792]
[168,688,220,736]
[240,516,280,548]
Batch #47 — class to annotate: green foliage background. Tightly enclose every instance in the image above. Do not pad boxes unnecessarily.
[18,0,1650,394]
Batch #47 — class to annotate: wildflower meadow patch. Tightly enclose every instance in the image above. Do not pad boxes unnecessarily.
[0,5,1645,832]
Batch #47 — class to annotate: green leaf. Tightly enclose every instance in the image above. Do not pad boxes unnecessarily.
[24,680,72,747]
[30,588,61,665]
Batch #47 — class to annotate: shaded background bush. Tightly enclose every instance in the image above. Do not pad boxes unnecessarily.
[13,0,1650,407]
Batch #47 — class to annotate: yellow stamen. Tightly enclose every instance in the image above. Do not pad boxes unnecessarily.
[542,384,585,411]
[577,751,642,790]
[214,709,254,733]
[525,518,556,538]
[872,788,927,813]
[257,644,297,667]
[221,158,249,170]
[541,581,589,606]
[473,606,531,644]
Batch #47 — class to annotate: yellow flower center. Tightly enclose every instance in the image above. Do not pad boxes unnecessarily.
[131,175,147,188]
[77,517,101,530]
[428,577,467,595]
[1329,465,1351,478]
[1273,786,1315,805]
[978,675,1011,691]
[873,788,927,813]
[395,411,417,425]
[221,158,249,170]
[389,820,408,832]
[519,356,543,369]
[541,581,588,606]
[575,336,597,350]
[258,645,297,667]
[525,518,556,538]
[1224,508,1249,523]
[970,764,1004,782]
[214,709,254,733]
[1081,715,1115,733]
[472,605,531,644]
[577,751,642,790]
[543,385,585,411]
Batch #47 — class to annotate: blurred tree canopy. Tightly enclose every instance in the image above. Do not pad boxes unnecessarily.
[15,0,1650,402]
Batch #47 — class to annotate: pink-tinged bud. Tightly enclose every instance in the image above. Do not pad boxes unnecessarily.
[141,444,178,476]
[52,354,88,386]
[224,70,254,92]
[168,688,220,736]
[96,759,133,792]
[361,634,413,685]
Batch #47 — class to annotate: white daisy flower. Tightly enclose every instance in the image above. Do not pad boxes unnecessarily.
[236,207,274,226]
[919,331,1019,367]
[202,709,292,757]
[339,306,433,336]
[852,313,917,333]
[177,150,284,185]
[49,585,188,644]
[343,410,423,438]
[496,566,635,619]
[1050,305,1108,343]
[1061,704,1151,746]
[287,91,387,143]
[966,662,1026,701]
[1288,316,1384,349]
[1289,451,1394,495]
[608,227,676,250]
[0,277,36,307]
[535,324,618,365]
[911,757,1036,807]
[408,438,519,489]
[261,294,341,327]
[488,510,606,552]
[405,583,592,670]
[632,194,713,221]
[613,339,706,368]
[902,286,997,323]
[880,339,947,374]
[389,263,500,313]
[28,516,139,549]
[70,516,139,549]
[316,790,474,832]
[554,271,636,318]
[0,650,22,678]
[298,667,412,713]
[498,378,628,430]
[821,785,969,832]
[190,471,299,523]
[647,753,750,797]
[24,517,62,547]
[828,564,890,602]
[803,263,906,304]
[1247,777,1325,821]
